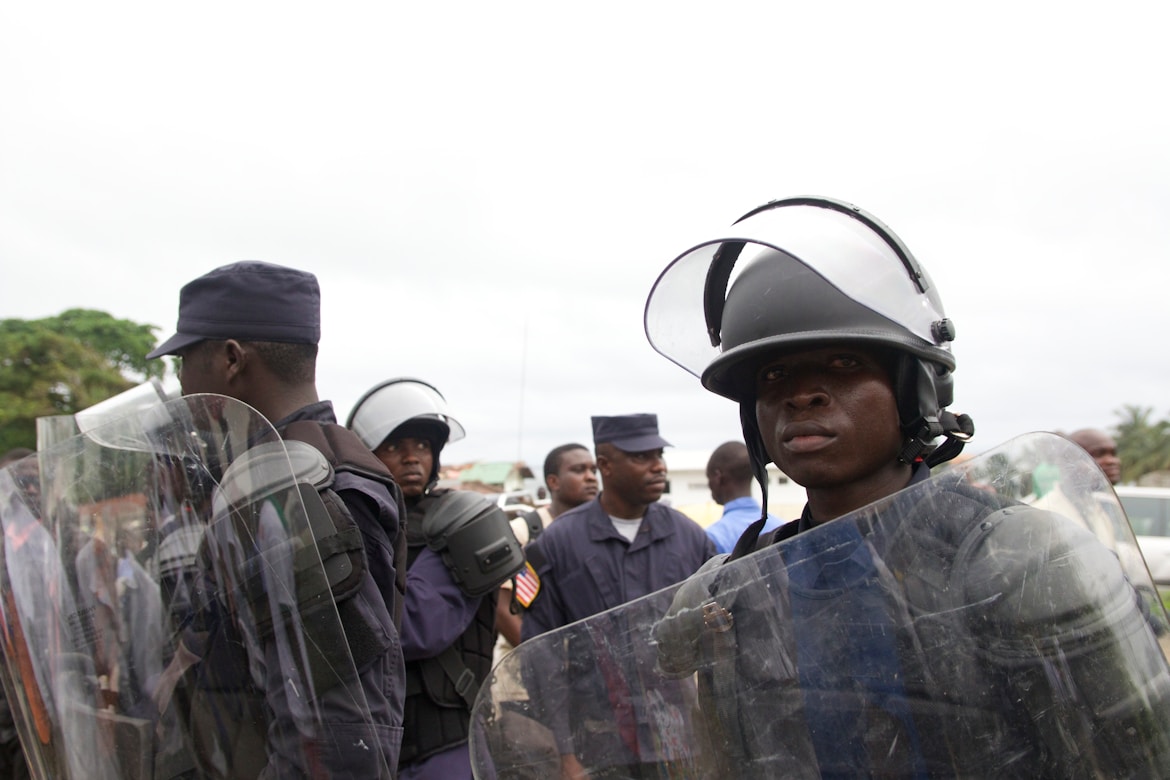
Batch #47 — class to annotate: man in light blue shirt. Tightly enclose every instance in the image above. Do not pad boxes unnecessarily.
[704,441,782,554]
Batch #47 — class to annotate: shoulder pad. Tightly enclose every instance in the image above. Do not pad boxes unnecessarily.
[282,420,394,485]
[957,505,1132,640]
[422,491,525,597]
[283,440,334,488]
[422,491,496,542]
[214,440,333,512]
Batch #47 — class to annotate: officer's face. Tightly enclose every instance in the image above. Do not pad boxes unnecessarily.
[549,448,598,507]
[11,461,40,505]
[375,436,433,498]
[598,446,667,507]
[754,344,905,495]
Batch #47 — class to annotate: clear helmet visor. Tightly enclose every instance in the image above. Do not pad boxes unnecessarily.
[644,200,950,380]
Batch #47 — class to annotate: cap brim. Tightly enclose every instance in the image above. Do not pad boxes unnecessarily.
[608,434,673,453]
[146,332,205,360]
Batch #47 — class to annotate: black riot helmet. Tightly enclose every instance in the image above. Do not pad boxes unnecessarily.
[346,378,466,490]
[645,197,973,503]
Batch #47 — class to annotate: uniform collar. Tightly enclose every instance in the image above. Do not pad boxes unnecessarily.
[723,496,759,512]
[585,497,676,547]
[272,400,338,429]
[797,461,931,534]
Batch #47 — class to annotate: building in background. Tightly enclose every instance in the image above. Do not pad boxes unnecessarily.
[441,453,806,527]
[660,449,806,527]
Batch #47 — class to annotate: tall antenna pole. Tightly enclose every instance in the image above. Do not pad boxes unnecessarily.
[517,315,529,462]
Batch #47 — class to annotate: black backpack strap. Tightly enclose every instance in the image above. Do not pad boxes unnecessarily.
[727,517,801,562]
[433,645,480,710]
[525,509,545,544]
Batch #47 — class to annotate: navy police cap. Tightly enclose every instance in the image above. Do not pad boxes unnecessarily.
[147,261,321,359]
[591,413,672,453]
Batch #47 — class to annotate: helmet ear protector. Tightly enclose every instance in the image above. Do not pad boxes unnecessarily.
[893,352,973,467]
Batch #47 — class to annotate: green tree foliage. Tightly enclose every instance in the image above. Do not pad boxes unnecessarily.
[0,309,164,452]
[1114,404,1170,483]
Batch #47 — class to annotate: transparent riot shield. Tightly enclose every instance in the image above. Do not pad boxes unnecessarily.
[0,391,394,779]
[472,433,1170,778]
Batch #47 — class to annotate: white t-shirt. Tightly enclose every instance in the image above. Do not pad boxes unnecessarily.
[609,515,643,542]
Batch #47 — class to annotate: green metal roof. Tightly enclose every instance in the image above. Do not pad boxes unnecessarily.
[458,462,515,485]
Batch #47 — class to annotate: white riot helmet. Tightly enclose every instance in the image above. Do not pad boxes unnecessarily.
[346,379,466,486]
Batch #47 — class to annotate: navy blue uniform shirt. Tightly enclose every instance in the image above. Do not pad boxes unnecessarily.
[522,497,715,641]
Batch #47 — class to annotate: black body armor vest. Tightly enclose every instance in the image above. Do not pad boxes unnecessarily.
[400,491,498,766]
[185,421,406,780]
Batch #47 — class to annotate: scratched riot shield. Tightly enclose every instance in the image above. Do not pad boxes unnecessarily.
[472,433,1170,778]
[0,387,394,779]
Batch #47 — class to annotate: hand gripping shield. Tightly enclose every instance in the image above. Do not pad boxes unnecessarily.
[0,384,394,779]
[470,433,1170,779]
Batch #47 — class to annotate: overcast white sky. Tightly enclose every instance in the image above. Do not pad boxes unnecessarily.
[2,2,1167,473]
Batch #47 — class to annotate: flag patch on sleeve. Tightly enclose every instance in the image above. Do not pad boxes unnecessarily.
[513,561,541,608]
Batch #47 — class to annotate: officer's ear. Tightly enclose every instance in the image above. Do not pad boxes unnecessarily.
[222,339,248,383]
[595,445,615,479]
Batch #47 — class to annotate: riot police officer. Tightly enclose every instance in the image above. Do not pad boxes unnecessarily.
[645,197,1170,776]
[148,260,405,778]
[349,379,521,780]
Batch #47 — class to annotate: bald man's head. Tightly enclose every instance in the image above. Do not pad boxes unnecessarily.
[706,441,754,505]
[1068,428,1121,485]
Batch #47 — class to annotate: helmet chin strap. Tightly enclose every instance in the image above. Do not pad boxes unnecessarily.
[729,402,773,559]
[739,402,771,511]
[899,410,975,467]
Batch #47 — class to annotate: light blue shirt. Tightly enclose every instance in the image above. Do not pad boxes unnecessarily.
[705,496,783,554]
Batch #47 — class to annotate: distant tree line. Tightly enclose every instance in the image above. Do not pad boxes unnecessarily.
[1114,405,1170,484]
[4,308,1170,489]
[0,309,164,452]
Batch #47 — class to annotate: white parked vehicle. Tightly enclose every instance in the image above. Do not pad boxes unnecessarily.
[1117,485,1170,586]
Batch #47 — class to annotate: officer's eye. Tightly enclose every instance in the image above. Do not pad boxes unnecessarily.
[829,354,861,369]
[381,439,431,454]
[759,364,788,383]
